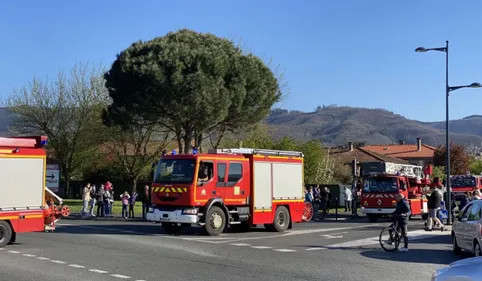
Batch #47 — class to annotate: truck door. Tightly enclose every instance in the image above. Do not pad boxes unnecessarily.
[197,161,220,199]
[224,161,247,204]
[215,161,227,199]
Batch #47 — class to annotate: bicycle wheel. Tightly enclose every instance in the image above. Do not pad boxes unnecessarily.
[379,227,400,252]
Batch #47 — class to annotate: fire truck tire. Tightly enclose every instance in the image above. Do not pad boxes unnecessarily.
[204,206,226,236]
[272,206,290,232]
[162,222,183,234]
[0,221,13,247]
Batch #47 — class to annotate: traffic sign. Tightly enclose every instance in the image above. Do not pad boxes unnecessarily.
[46,163,60,193]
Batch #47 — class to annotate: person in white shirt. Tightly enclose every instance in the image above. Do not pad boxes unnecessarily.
[344,186,353,212]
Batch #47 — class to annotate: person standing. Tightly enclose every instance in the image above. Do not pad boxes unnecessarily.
[81,183,91,217]
[391,193,411,251]
[344,186,353,212]
[141,185,150,219]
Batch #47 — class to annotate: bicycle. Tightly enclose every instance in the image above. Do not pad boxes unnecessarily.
[379,217,403,252]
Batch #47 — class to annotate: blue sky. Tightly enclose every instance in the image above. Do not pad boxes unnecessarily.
[1,0,482,122]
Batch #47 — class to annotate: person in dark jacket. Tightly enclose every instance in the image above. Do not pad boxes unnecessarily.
[391,193,411,251]
[426,187,443,231]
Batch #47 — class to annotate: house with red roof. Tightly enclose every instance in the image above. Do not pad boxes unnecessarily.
[361,138,436,166]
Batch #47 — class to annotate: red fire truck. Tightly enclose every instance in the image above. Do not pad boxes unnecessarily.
[450,174,482,196]
[0,136,54,246]
[359,162,430,222]
[146,148,305,236]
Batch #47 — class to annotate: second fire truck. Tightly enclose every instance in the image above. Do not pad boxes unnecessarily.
[146,148,306,236]
[359,161,431,222]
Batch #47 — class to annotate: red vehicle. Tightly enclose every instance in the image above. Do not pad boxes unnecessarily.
[450,175,482,197]
[360,162,431,223]
[0,136,69,247]
[146,148,305,236]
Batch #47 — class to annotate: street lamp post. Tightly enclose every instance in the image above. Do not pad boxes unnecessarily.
[415,41,481,225]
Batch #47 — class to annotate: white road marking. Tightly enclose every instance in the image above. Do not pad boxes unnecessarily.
[56,223,73,226]
[273,249,297,252]
[325,229,446,249]
[68,264,86,268]
[37,257,50,260]
[320,232,348,239]
[111,274,131,279]
[0,248,4,250]
[23,254,36,257]
[8,250,20,254]
[51,260,67,264]
[230,243,251,246]
[305,247,327,251]
[251,246,272,249]
[89,269,109,274]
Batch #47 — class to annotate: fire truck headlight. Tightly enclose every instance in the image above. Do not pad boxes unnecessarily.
[182,208,198,215]
[148,207,154,213]
[392,200,396,206]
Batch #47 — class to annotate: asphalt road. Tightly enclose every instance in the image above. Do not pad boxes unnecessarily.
[0,217,470,281]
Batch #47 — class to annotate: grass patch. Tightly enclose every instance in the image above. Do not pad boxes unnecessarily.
[63,199,144,216]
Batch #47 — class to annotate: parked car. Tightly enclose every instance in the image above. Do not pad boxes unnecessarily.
[431,257,482,281]
[451,199,482,256]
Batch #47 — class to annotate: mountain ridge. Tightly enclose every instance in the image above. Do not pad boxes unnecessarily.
[1,106,482,147]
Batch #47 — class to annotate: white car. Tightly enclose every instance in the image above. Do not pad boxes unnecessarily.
[431,257,482,280]
[451,199,482,256]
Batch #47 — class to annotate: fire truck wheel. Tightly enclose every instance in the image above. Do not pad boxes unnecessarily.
[204,206,226,236]
[273,206,290,232]
[0,221,13,247]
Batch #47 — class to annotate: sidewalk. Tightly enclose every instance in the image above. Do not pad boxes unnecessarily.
[64,214,148,222]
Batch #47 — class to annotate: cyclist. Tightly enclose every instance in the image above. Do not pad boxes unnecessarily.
[390,193,411,251]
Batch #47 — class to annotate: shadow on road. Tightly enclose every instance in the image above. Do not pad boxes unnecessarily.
[360,249,461,265]
[53,223,280,237]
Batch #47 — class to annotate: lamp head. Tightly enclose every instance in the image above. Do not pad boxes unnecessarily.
[468,82,482,88]
[415,47,428,52]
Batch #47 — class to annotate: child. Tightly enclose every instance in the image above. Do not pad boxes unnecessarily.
[129,191,138,218]
[120,191,130,219]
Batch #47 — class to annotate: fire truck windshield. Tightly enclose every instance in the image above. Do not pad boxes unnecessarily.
[450,176,477,188]
[363,177,398,193]
[153,159,195,184]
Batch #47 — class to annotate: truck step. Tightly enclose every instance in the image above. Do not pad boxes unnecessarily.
[229,210,238,214]
[229,221,241,225]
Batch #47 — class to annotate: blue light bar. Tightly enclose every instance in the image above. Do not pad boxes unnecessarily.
[40,140,48,146]
[171,150,177,155]
[192,148,198,154]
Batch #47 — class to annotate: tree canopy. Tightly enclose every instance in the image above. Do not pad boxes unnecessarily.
[4,63,109,194]
[103,29,282,153]
[434,143,471,175]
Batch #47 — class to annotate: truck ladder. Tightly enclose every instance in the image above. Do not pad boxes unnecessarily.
[208,148,304,158]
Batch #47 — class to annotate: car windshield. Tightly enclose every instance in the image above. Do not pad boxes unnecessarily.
[153,159,195,184]
[363,177,398,193]
[450,176,477,188]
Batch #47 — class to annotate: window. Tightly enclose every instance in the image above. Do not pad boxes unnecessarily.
[198,161,214,182]
[468,203,481,221]
[459,203,473,220]
[363,177,398,193]
[217,163,226,182]
[153,159,195,184]
[227,162,243,184]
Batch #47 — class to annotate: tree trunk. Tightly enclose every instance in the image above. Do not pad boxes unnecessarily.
[131,177,138,194]
[183,128,193,154]
[176,133,183,154]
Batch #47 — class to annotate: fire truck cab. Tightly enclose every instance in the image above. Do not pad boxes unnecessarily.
[450,174,481,199]
[146,148,306,236]
[360,162,430,223]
